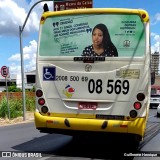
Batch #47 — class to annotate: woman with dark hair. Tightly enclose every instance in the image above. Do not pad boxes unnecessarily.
[82,23,118,57]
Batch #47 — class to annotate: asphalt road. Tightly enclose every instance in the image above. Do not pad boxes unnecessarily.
[0,109,159,160]
[133,109,160,160]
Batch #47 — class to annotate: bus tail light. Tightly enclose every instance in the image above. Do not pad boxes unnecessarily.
[41,106,48,114]
[130,110,137,118]
[134,102,141,110]
[36,89,43,97]
[41,16,45,22]
[142,14,146,19]
[137,93,145,101]
[38,98,45,105]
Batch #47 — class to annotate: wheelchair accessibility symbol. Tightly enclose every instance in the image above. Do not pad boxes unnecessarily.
[43,67,56,81]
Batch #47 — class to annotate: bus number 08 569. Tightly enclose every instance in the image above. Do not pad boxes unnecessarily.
[88,79,129,94]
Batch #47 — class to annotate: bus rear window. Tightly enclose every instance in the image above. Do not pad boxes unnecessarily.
[39,14,145,57]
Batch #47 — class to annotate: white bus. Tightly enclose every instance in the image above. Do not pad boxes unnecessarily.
[34,8,150,148]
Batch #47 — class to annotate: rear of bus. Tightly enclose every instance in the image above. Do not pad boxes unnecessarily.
[34,8,150,143]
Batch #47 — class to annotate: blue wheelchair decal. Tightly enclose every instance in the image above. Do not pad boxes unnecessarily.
[43,67,56,81]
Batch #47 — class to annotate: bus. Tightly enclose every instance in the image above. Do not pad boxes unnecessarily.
[34,7,150,148]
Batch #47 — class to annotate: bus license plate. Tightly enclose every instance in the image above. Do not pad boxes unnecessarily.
[78,102,97,110]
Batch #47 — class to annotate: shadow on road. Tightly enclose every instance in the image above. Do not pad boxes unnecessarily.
[13,133,136,160]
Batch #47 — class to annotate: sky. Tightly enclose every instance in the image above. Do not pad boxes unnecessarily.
[0,0,160,76]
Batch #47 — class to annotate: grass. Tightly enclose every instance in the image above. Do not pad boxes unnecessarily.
[0,95,35,119]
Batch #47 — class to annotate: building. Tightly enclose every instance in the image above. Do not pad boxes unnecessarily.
[16,70,36,90]
[0,70,36,92]
[0,74,16,92]
[151,52,160,76]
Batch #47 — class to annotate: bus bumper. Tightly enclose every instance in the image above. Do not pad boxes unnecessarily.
[34,111,146,139]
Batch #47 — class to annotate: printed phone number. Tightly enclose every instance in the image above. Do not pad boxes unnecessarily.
[56,76,129,94]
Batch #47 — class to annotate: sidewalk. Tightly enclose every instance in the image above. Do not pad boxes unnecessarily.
[0,112,34,126]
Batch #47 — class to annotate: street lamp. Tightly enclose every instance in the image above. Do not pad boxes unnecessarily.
[19,0,53,121]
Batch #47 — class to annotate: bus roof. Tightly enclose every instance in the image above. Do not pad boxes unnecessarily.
[40,8,149,24]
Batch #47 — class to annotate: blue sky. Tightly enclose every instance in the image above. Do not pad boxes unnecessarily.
[0,0,160,75]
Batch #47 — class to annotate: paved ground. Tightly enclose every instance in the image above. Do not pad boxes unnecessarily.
[0,112,34,126]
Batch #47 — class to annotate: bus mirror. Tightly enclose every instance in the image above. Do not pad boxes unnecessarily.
[151,72,155,85]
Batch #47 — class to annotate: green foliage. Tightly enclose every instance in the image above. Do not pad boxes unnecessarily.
[0,97,8,118]
[31,86,35,92]
[0,97,22,118]
[26,94,35,111]
[0,93,35,119]
[3,83,22,92]
[2,82,35,92]
[8,85,22,92]
[0,82,35,119]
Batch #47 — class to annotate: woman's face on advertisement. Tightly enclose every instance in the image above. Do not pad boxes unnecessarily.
[92,28,103,46]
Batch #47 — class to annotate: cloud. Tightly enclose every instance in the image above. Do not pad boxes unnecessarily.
[25,53,36,71]
[0,0,26,36]
[151,32,160,53]
[9,40,37,61]
[1,0,53,75]
[151,41,160,54]
[0,0,47,36]
[23,40,37,60]
[151,13,160,25]
[25,40,37,72]
[9,62,21,74]
[8,53,21,61]
[8,40,37,73]
[154,35,160,42]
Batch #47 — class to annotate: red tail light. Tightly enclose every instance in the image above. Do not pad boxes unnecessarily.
[41,106,48,113]
[137,93,145,101]
[130,110,137,118]
[142,14,146,19]
[36,89,43,97]
[38,98,45,105]
[134,102,141,110]
[41,16,45,22]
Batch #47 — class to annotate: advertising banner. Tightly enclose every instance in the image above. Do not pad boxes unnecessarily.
[39,14,145,57]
